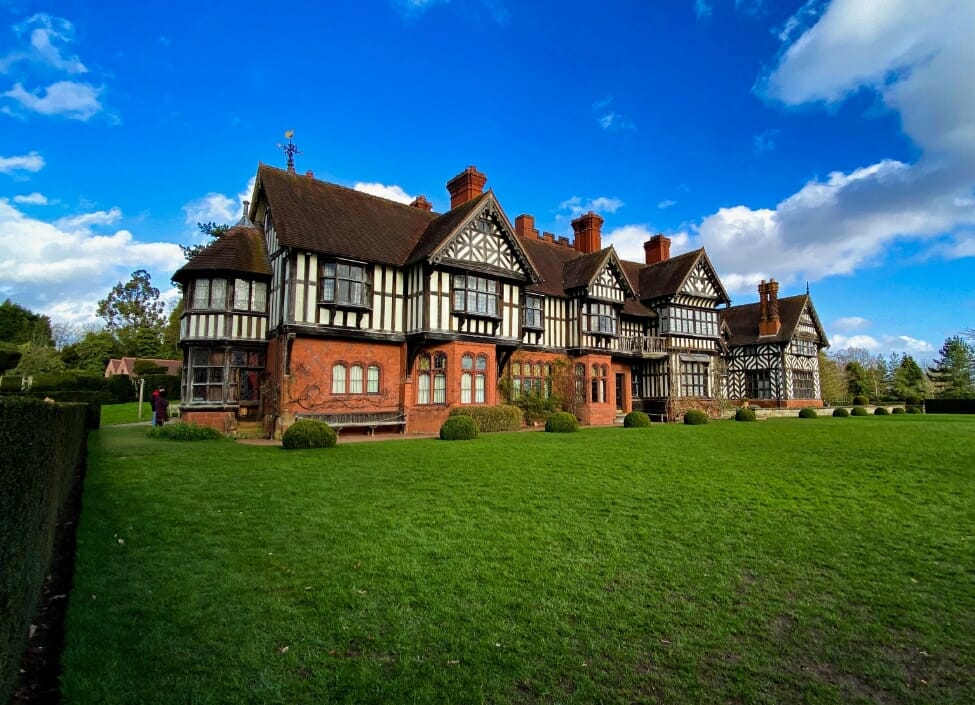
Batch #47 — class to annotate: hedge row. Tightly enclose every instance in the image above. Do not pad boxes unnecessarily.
[448,405,522,432]
[0,398,88,702]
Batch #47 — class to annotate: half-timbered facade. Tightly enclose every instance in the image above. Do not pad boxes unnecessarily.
[175,162,828,435]
[720,281,830,408]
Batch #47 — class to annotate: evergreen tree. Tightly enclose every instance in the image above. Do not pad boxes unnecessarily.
[180,221,229,260]
[96,270,168,357]
[892,354,927,400]
[845,360,871,398]
[927,336,974,398]
[0,298,53,346]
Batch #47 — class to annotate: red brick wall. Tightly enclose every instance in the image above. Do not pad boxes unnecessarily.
[749,398,824,409]
[180,410,237,434]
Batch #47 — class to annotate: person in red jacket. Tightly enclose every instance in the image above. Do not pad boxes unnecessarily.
[154,387,170,426]
[150,386,160,426]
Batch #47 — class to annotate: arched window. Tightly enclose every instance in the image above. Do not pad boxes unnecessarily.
[350,364,364,394]
[433,353,447,404]
[332,363,347,394]
[475,354,488,403]
[591,364,607,403]
[417,353,447,405]
[575,364,586,403]
[461,354,474,404]
[367,364,380,394]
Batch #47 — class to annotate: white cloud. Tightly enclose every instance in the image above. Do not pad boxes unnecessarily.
[353,181,414,204]
[697,0,975,291]
[604,224,690,263]
[3,80,103,121]
[13,192,48,204]
[833,316,870,331]
[0,198,185,327]
[0,14,87,74]
[182,176,256,226]
[694,0,713,19]
[558,195,624,219]
[830,332,935,356]
[597,111,636,133]
[657,199,677,209]
[0,151,44,174]
[830,333,881,351]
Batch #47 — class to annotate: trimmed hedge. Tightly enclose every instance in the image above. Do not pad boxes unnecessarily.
[147,422,223,441]
[448,405,522,432]
[623,411,651,428]
[833,408,850,418]
[892,407,906,414]
[683,409,709,425]
[439,415,479,441]
[906,406,923,414]
[924,399,975,414]
[734,407,756,422]
[905,396,923,407]
[0,398,87,702]
[282,419,337,450]
[140,374,181,400]
[545,412,579,433]
[874,407,890,416]
[852,395,869,405]
[798,407,818,419]
[851,406,869,416]
[105,374,134,403]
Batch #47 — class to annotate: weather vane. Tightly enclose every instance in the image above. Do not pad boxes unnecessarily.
[277,130,301,173]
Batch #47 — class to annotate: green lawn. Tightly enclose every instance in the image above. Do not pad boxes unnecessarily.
[99,401,154,426]
[63,417,975,704]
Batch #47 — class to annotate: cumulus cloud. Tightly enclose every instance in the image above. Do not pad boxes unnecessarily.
[604,225,690,263]
[0,151,44,174]
[558,195,624,219]
[657,199,677,209]
[597,111,637,133]
[833,316,870,331]
[353,181,414,204]
[3,80,103,121]
[13,192,48,204]
[695,0,975,293]
[0,198,184,326]
[182,176,256,227]
[0,14,87,74]
[830,332,934,355]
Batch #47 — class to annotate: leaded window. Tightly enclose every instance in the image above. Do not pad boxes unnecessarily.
[190,348,225,402]
[591,364,608,403]
[660,307,718,337]
[680,361,709,397]
[745,370,772,399]
[228,350,264,403]
[511,360,552,399]
[321,261,369,307]
[523,295,543,329]
[585,302,617,335]
[453,274,499,317]
[331,362,381,395]
[332,363,347,394]
[191,278,228,310]
[233,279,268,312]
[793,338,817,356]
[417,353,447,404]
[793,370,815,399]
[575,363,586,403]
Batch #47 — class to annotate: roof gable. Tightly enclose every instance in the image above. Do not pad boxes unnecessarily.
[720,293,828,347]
[563,247,634,300]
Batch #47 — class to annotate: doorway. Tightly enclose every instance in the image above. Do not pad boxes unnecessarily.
[615,373,625,412]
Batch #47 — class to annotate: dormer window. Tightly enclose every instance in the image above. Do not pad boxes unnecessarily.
[452,274,499,318]
[320,261,370,307]
[233,279,267,313]
[191,278,227,310]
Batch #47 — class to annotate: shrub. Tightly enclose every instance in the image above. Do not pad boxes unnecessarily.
[874,407,890,416]
[281,419,337,449]
[545,411,579,433]
[851,406,869,416]
[106,374,135,403]
[623,411,651,428]
[905,396,923,407]
[891,407,906,414]
[684,409,709,425]
[833,408,850,418]
[439,415,479,441]
[798,407,818,419]
[853,395,869,405]
[449,405,522,432]
[510,390,561,424]
[147,422,223,441]
[906,406,923,414]
[734,407,756,422]
[140,374,181,401]
[134,359,168,375]
[0,342,21,372]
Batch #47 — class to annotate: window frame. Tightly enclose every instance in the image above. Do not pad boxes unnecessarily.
[522,294,544,330]
[680,360,709,397]
[452,274,500,319]
[745,369,773,399]
[233,279,268,313]
[417,352,447,405]
[320,260,371,309]
[584,302,618,336]
[792,370,815,399]
[190,278,229,311]
[331,361,382,396]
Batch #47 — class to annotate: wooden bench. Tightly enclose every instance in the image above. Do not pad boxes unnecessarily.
[297,411,406,436]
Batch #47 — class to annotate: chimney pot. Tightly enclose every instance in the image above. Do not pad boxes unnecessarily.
[515,214,537,239]
[410,195,433,211]
[242,200,250,217]
[446,165,488,209]
[558,236,570,247]
[758,279,781,336]
[571,211,604,253]
[643,234,672,265]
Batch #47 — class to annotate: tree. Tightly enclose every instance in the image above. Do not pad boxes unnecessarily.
[161,298,184,359]
[13,341,66,375]
[818,351,846,404]
[180,221,229,260]
[61,330,121,374]
[927,336,974,398]
[845,360,871,398]
[892,354,928,400]
[0,298,53,346]
[96,270,168,357]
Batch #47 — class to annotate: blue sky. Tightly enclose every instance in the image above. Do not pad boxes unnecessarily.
[0,0,972,361]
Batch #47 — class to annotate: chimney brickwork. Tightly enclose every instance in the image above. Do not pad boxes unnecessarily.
[515,214,538,239]
[644,234,671,265]
[758,279,781,336]
[571,211,604,254]
[410,195,433,211]
[446,166,488,209]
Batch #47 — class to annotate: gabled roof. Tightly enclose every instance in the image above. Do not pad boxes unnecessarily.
[561,246,635,298]
[638,248,730,304]
[517,235,582,297]
[173,223,272,282]
[257,164,437,265]
[720,293,829,347]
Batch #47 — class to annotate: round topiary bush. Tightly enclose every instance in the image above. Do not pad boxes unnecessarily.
[282,419,337,450]
[892,406,906,414]
[906,405,923,414]
[874,406,890,415]
[439,415,478,441]
[850,406,869,416]
[684,409,709,425]
[545,411,579,433]
[734,407,756,422]
[833,407,850,418]
[798,407,818,419]
[623,410,651,428]
[852,395,869,405]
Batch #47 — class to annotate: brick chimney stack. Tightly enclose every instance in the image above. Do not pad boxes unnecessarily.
[410,195,433,211]
[515,214,538,239]
[644,234,671,265]
[758,279,781,336]
[571,211,604,254]
[446,166,488,209]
